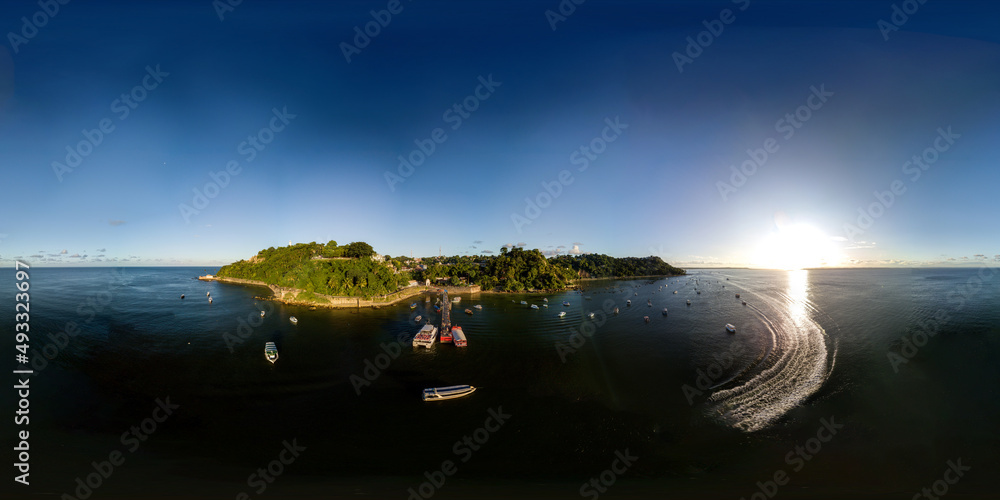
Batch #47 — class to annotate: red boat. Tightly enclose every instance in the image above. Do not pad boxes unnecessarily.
[452,326,467,347]
[440,327,454,344]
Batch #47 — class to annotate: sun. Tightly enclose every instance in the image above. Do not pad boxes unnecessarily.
[751,224,839,270]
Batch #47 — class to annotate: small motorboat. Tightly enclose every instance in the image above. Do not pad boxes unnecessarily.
[434,304,441,312]
[180,294,185,299]
[415,315,422,322]
[260,310,265,318]
[662,308,668,316]
[563,301,570,306]
[289,316,297,325]
[587,312,595,319]
[643,316,650,323]
[627,300,632,306]
[465,308,473,315]
[422,385,476,402]
[410,303,417,309]
[726,324,736,334]
[613,307,619,315]
[742,300,747,306]
[697,290,701,294]
[735,293,740,298]
[558,311,567,317]
[686,300,691,305]
[530,304,539,310]
[206,291,210,297]
[264,342,278,363]
[208,297,213,304]
[542,298,548,302]
[520,300,528,305]
[673,290,677,294]
[647,300,652,307]
[474,305,483,310]
[542,304,548,308]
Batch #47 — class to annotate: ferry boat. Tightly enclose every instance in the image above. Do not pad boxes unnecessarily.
[422,384,475,401]
[726,323,736,334]
[452,326,467,347]
[440,327,454,344]
[558,311,567,317]
[264,342,278,363]
[412,324,438,348]
[289,316,297,325]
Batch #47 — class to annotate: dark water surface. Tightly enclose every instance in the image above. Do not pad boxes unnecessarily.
[3,267,998,499]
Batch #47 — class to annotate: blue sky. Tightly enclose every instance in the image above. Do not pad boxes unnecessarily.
[1,0,999,268]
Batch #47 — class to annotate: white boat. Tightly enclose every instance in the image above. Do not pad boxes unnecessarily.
[558,311,567,317]
[542,304,548,308]
[289,316,297,325]
[422,385,476,401]
[647,300,652,307]
[452,296,461,303]
[474,305,483,310]
[613,307,619,315]
[530,304,539,310]
[414,315,422,322]
[208,297,213,304]
[452,326,467,347]
[260,310,265,318]
[673,290,678,294]
[206,291,210,296]
[726,323,736,333]
[542,298,548,302]
[563,301,570,306]
[520,300,528,305]
[587,312,595,319]
[413,324,438,348]
[264,342,278,363]
[627,300,632,306]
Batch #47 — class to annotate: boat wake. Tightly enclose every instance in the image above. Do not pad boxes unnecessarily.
[707,274,833,432]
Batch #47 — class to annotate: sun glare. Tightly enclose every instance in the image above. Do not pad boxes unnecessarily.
[752,224,839,270]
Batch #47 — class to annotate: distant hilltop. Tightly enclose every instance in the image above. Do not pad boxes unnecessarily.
[214,241,685,300]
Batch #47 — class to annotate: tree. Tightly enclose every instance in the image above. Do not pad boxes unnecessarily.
[345,241,375,258]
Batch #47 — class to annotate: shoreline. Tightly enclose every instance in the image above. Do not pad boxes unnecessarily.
[199,273,684,309]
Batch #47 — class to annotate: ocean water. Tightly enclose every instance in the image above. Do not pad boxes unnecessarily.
[3,267,998,499]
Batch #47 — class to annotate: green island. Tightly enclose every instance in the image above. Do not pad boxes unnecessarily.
[209,241,685,307]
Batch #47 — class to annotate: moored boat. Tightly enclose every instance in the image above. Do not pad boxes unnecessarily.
[264,342,278,363]
[413,324,438,348]
[422,384,475,401]
[415,315,422,322]
[452,326,467,347]
[289,316,297,325]
[726,323,736,333]
[440,327,454,344]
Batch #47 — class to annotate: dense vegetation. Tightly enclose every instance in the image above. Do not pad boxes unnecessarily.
[216,241,408,298]
[216,241,685,298]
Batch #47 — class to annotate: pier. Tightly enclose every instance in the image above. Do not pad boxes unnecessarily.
[441,290,452,333]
